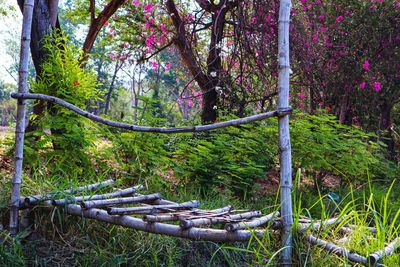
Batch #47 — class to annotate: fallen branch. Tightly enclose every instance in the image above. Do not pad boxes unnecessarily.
[369,238,400,266]
[225,211,280,231]
[52,186,141,206]
[305,234,369,266]
[24,179,115,205]
[107,201,200,215]
[66,204,266,242]
[180,211,262,229]
[11,93,292,133]
[81,193,161,209]
[298,217,344,232]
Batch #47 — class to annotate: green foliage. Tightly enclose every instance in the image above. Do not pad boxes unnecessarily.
[112,131,170,184]
[25,32,101,175]
[173,121,277,198]
[291,113,398,182]
[0,234,26,266]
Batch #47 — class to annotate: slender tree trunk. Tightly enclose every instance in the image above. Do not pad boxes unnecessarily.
[379,101,395,159]
[18,0,59,133]
[104,60,122,115]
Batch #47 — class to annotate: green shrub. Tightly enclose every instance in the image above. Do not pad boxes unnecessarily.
[22,32,101,176]
[173,121,277,198]
[291,113,398,183]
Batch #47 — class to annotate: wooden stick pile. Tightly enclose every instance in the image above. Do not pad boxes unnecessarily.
[21,180,399,265]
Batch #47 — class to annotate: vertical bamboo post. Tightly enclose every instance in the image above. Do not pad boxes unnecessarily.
[277,0,293,265]
[9,0,34,236]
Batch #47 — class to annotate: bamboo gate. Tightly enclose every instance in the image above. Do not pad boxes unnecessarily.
[8,0,399,266]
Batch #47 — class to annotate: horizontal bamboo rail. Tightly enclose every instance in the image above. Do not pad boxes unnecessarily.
[52,186,141,206]
[66,204,266,242]
[107,200,200,215]
[143,206,233,223]
[11,93,292,133]
[81,193,161,209]
[180,211,262,229]
[24,179,115,205]
[225,211,279,231]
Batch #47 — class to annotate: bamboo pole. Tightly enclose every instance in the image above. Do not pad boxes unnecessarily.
[52,187,140,206]
[24,179,115,205]
[305,234,369,266]
[107,200,200,215]
[11,93,292,133]
[143,206,233,223]
[9,0,34,236]
[66,204,266,242]
[225,211,279,231]
[180,211,262,229]
[81,193,161,209]
[277,0,293,264]
[369,238,400,266]
[298,217,344,232]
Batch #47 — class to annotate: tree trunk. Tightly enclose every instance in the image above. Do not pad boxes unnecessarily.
[378,100,395,159]
[18,0,59,133]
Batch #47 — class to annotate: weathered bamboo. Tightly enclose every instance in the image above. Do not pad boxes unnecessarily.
[52,187,140,206]
[298,217,344,232]
[305,234,369,265]
[9,0,34,236]
[180,211,262,229]
[277,0,293,264]
[66,204,266,242]
[369,238,400,266]
[81,193,161,209]
[24,179,115,205]
[11,93,292,133]
[143,206,233,223]
[107,200,200,215]
[225,211,280,231]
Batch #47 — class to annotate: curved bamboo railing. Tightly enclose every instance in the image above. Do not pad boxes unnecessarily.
[11,93,292,133]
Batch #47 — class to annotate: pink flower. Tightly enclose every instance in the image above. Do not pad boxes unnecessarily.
[152,61,158,71]
[164,63,172,71]
[109,53,116,60]
[335,15,344,23]
[359,82,366,89]
[176,98,181,104]
[104,20,109,27]
[144,4,154,13]
[187,100,193,107]
[372,82,381,92]
[131,0,140,6]
[362,60,370,71]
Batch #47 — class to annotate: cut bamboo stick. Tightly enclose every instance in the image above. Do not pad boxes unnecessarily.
[305,234,369,265]
[66,204,266,242]
[24,179,115,204]
[298,217,344,232]
[180,211,262,229]
[9,0,35,236]
[225,211,280,231]
[52,187,140,206]
[369,238,400,266]
[11,93,292,133]
[81,193,161,209]
[143,206,233,223]
[107,201,200,215]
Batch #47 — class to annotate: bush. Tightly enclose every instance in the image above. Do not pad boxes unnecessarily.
[173,121,278,198]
